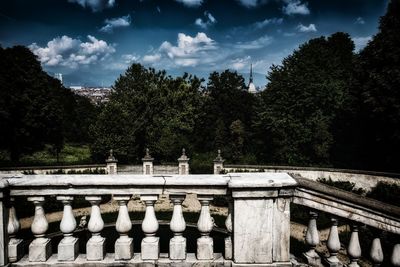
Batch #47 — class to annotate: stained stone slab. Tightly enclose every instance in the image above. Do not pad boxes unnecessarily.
[115,237,133,260]
[224,237,232,260]
[86,237,106,261]
[9,238,24,262]
[58,237,79,261]
[197,236,213,260]
[29,238,51,262]
[169,236,186,260]
[141,237,159,260]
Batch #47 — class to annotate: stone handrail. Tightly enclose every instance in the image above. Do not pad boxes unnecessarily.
[0,173,399,266]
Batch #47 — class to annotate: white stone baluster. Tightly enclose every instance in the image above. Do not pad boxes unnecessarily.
[85,196,106,261]
[8,197,23,262]
[224,198,233,260]
[325,217,342,266]
[114,195,133,260]
[391,244,400,266]
[347,224,362,267]
[57,196,78,261]
[303,211,321,266]
[169,195,186,260]
[141,195,159,260]
[370,237,383,267]
[28,196,51,262]
[196,195,214,260]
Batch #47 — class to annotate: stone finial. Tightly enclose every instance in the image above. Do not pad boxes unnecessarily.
[142,148,154,161]
[213,149,225,163]
[106,149,117,163]
[178,148,189,161]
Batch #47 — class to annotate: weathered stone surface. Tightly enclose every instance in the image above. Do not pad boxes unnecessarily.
[115,237,133,260]
[169,236,186,260]
[9,238,24,262]
[197,236,213,260]
[141,237,159,260]
[29,238,51,262]
[224,237,232,260]
[86,237,106,261]
[58,237,78,261]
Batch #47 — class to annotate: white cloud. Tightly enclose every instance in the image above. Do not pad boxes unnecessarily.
[143,54,162,63]
[100,15,131,33]
[29,35,115,68]
[353,36,371,51]
[355,17,365,25]
[297,23,317,32]
[174,0,203,7]
[234,35,273,49]
[282,0,310,15]
[231,56,251,70]
[236,0,268,8]
[254,17,283,29]
[195,11,217,29]
[68,0,115,12]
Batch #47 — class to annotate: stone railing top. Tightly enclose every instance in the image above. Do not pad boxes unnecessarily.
[228,172,296,188]
[0,164,105,171]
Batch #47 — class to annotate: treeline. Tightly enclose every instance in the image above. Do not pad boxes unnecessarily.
[0,46,98,163]
[1,0,399,172]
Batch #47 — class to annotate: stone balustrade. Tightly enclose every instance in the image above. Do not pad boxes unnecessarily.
[0,173,399,266]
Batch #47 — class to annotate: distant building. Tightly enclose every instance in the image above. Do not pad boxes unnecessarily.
[248,64,257,94]
[69,86,112,105]
[54,73,63,84]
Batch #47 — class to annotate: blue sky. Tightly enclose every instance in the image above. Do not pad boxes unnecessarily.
[0,0,387,87]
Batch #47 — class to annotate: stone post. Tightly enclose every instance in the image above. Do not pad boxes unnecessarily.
[224,197,233,260]
[169,195,186,260]
[196,195,214,260]
[392,244,400,266]
[57,196,78,261]
[105,149,118,174]
[141,195,159,260]
[178,148,190,175]
[0,180,9,266]
[304,211,321,266]
[348,224,361,267]
[142,148,154,175]
[86,196,106,261]
[8,197,23,263]
[28,196,51,262]
[228,173,296,266]
[370,237,383,267]
[114,195,133,260]
[213,150,224,174]
[325,217,342,266]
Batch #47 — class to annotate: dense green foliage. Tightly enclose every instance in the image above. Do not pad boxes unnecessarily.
[1,0,399,173]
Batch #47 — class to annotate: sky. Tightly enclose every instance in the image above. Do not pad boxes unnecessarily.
[0,0,388,87]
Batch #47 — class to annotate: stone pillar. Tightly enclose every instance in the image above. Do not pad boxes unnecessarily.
[114,195,133,260]
[86,196,106,261]
[8,197,23,263]
[177,148,190,175]
[196,195,214,260]
[169,195,186,260]
[57,196,78,261]
[304,211,321,266]
[348,224,361,267]
[0,180,9,266]
[325,217,342,267]
[141,195,159,260]
[224,197,233,260]
[142,148,154,175]
[28,196,51,262]
[105,149,118,174]
[370,237,383,267]
[229,173,295,266]
[392,244,400,266]
[213,150,224,174]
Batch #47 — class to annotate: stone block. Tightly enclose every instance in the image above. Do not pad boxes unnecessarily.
[169,236,186,260]
[8,238,24,262]
[324,257,343,267]
[141,237,159,260]
[115,237,134,260]
[197,236,213,260]
[29,238,51,262]
[224,236,232,260]
[86,236,106,261]
[303,251,322,267]
[58,237,79,261]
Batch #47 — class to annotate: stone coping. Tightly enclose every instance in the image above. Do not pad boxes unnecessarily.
[0,164,105,171]
[293,175,400,218]
[228,172,296,188]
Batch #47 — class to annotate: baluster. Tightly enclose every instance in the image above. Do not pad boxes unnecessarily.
[325,217,342,266]
[28,196,51,262]
[391,244,400,266]
[197,195,214,260]
[169,195,186,260]
[57,196,78,261]
[370,237,383,267]
[224,197,233,260]
[347,224,362,267]
[85,196,106,261]
[141,195,159,260]
[303,211,321,266]
[114,195,133,260]
[8,197,23,263]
